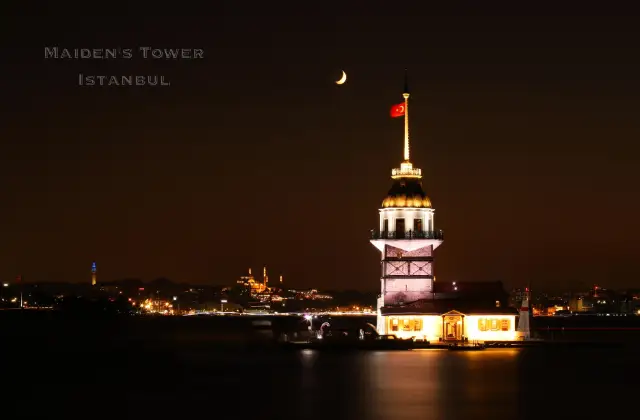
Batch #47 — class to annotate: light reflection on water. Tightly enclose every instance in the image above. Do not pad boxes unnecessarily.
[13,338,639,419]
[295,349,521,420]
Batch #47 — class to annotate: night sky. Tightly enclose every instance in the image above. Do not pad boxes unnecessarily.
[3,8,640,291]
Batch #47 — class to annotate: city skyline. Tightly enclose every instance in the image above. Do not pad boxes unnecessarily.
[2,11,640,290]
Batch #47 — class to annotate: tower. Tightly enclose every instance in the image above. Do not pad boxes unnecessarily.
[370,71,444,334]
[517,288,531,339]
[91,261,97,286]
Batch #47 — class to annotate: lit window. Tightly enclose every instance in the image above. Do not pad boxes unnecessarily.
[391,317,422,332]
[496,300,500,307]
[490,319,499,331]
[390,318,399,332]
[402,318,411,331]
[478,318,487,332]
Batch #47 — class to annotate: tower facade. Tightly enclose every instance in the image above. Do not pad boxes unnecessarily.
[91,261,97,286]
[370,74,444,334]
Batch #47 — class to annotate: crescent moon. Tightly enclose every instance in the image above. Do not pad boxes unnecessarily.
[335,70,347,85]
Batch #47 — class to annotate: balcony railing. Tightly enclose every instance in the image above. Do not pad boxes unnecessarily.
[370,230,444,240]
[391,167,422,179]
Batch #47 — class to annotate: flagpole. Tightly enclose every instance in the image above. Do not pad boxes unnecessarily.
[403,69,410,162]
[391,69,421,181]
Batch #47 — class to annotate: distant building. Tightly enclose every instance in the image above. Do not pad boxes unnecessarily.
[569,295,594,312]
[236,268,268,296]
[567,286,621,314]
[287,289,333,300]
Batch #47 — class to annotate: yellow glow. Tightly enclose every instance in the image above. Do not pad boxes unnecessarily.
[382,194,432,208]
[391,165,422,180]
[465,315,517,341]
[382,314,518,342]
[335,70,347,85]
[386,316,442,341]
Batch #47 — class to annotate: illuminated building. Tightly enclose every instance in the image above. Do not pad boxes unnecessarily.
[236,268,268,295]
[91,261,97,286]
[370,72,518,342]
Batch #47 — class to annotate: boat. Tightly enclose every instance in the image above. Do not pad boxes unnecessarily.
[281,334,414,351]
[359,334,414,350]
[447,343,486,351]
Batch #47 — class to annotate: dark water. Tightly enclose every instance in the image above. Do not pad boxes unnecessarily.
[2,314,638,419]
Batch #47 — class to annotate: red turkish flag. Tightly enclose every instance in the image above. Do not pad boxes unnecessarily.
[390,103,405,118]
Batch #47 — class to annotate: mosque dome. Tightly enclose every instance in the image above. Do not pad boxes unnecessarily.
[381,178,432,208]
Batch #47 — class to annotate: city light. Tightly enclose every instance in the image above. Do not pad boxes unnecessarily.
[139,298,174,315]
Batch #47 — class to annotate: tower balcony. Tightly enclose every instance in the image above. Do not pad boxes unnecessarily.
[391,162,422,179]
[370,230,444,240]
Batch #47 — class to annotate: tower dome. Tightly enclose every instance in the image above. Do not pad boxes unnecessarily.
[381,178,432,208]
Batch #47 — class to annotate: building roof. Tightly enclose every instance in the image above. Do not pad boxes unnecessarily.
[380,298,518,316]
[381,178,432,208]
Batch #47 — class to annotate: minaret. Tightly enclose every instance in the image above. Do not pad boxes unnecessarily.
[279,275,283,285]
[91,261,97,286]
[370,70,444,334]
[263,266,268,287]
